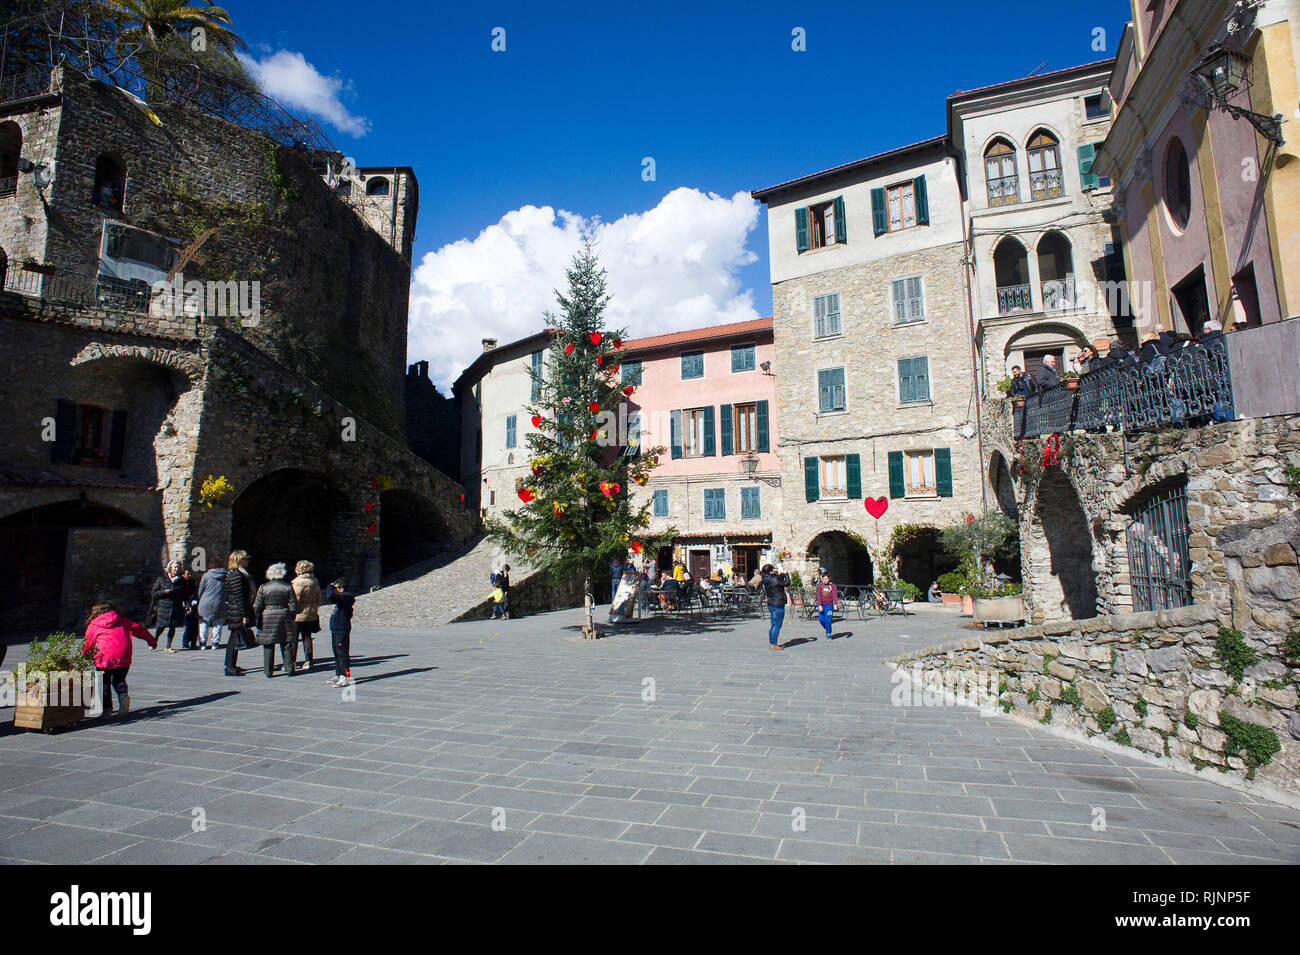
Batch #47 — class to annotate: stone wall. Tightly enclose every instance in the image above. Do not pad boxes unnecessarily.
[449,568,585,623]
[890,603,1300,797]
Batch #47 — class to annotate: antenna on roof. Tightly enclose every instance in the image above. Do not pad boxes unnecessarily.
[1026,61,1048,77]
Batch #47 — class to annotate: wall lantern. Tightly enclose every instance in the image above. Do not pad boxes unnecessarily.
[1190,44,1284,144]
[741,452,760,477]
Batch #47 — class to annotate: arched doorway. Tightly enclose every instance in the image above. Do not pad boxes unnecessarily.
[230,469,348,585]
[990,451,1018,520]
[1037,231,1075,310]
[994,236,1031,313]
[379,488,449,578]
[1036,470,1098,620]
[807,531,873,587]
[0,500,144,631]
[892,526,957,593]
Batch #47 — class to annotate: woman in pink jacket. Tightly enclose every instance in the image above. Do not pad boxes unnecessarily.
[82,602,157,717]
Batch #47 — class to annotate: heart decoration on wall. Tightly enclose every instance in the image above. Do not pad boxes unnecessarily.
[366,522,376,534]
[531,414,542,428]
[864,497,889,519]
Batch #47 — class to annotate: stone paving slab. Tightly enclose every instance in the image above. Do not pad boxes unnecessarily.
[3,603,1300,864]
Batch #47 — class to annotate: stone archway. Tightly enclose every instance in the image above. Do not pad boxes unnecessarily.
[892,526,957,593]
[230,468,350,585]
[989,450,1018,520]
[807,531,873,587]
[1033,469,1098,621]
[380,487,451,578]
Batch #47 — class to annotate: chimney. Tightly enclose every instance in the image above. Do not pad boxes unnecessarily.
[482,338,498,353]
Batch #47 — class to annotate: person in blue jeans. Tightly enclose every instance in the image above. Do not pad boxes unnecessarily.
[760,564,790,651]
[322,578,355,687]
[815,571,838,640]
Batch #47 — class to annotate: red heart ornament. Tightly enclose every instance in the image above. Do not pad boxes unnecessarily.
[588,401,599,413]
[531,414,541,428]
[517,487,535,503]
[458,493,465,503]
[589,332,603,346]
[364,501,374,512]
[631,540,643,554]
[565,343,574,355]
[613,338,623,349]
[596,355,603,368]
[366,522,376,534]
[623,385,634,397]
[864,497,889,519]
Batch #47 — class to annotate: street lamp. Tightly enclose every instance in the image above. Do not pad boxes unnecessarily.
[1190,44,1284,144]
[741,452,759,477]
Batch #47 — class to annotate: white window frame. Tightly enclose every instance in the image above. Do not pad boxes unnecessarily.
[682,407,707,458]
[820,455,847,499]
[905,449,937,497]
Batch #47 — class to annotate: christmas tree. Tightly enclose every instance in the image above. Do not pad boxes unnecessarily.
[484,243,673,638]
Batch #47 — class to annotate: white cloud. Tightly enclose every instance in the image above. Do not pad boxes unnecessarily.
[409,188,761,390]
[237,50,370,137]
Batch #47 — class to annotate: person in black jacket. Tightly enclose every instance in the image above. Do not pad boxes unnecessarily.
[253,562,298,678]
[760,564,791,651]
[149,560,191,652]
[1008,365,1030,398]
[1033,354,1061,390]
[322,578,356,687]
[223,550,255,676]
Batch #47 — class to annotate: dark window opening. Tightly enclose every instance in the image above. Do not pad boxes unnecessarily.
[366,176,390,196]
[0,121,20,196]
[1231,264,1262,329]
[1163,138,1191,231]
[1171,265,1210,337]
[92,154,126,212]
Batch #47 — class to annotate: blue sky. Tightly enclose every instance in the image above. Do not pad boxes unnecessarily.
[227,0,1133,385]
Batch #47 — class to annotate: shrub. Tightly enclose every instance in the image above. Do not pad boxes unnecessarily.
[935,571,966,594]
[1135,695,1148,718]
[789,571,803,592]
[1218,713,1281,777]
[1059,683,1082,708]
[1183,710,1199,730]
[23,632,94,677]
[1097,707,1117,732]
[996,376,1013,395]
[1214,627,1258,682]
[1114,726,1132,747]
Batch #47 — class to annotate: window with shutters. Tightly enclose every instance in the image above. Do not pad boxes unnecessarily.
[682,408,707,457]
[505,415,517,449]
[886,181,916,231]
[897,356,930,404]
[733,403,757,453]
[809,201,835,250]
[653,488,668,517]
[731,343,756,372]
[813,292,841,338]
[906,450,936,496]
[1027,130,1064,200]
[817,367,846,413]
[741,486,761,519]
[530,350,543,400]
[891,276,924,323]
[681,350,704,379]
[820,456,846,498]
[622,360,643,386]
[703,488,725,520]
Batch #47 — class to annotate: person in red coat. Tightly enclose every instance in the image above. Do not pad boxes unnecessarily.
[82,602,157,718]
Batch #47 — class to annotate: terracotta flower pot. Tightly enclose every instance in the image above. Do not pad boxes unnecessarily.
[941,592,961,605]
[1062,378,1080,391]
[960,595,974,616]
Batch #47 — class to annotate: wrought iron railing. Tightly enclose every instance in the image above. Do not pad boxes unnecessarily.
[1127,483,1193,611]
[997,283,1032,313]
[2,267,151,313]
[1041,277,1074,310]
[1010,337,1234,438]
[987,175,1019,207]
[0,70,55,106]
[1029,168,1064,200]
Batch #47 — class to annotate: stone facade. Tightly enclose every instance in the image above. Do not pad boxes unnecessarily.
[405,360,461,481]
[891,602,1300,799]
[336,165,418,265]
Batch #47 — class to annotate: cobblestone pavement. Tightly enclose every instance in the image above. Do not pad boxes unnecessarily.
[2,604,1299,864]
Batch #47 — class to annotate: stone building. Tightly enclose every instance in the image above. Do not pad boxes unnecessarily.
[948,59,1127,391]
[752,137,982,589]
[455,330,554,520]
[621,318,782,581]
[1095,0,1300,337]
[0,65,473,631]
[314,161,418,265]
[404,359,461,481]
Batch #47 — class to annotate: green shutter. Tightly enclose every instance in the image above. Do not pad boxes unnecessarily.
[804,456,819,502]
[845,453,862,499]
[913,175,929,225]
[702,405,715,456]
[888,451,905,498]
[670,410,682,459]
[935,447,953,497]
[1078,144,1099,190]
[756,400,769,453]
[871,188,887,235]
[720,403,733,456]
[795,206,810,252]
[833,195,847,243]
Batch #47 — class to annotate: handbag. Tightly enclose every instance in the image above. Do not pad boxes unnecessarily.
[234,624,258,650]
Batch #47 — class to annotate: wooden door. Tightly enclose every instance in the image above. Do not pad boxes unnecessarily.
[689,550,710,581]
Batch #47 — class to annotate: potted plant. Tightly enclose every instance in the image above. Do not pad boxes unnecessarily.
[14,632,97,733]
[973,582,1025,627]
[996,377,1013,396]
[935,571,966,605]
[1060,371,1081,391]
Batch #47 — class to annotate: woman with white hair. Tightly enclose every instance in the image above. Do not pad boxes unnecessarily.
[252,561,298,678]
[148,559,192,653]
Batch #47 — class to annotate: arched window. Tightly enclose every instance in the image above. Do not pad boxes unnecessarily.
[366,176,390,197]
[0,122,21,197]
[92,154,126,212]
[1037,231,1075,310]
[1026,129,1063,200]
[1163,138,1191,231]
[984,139,1018,207]
[994,237,1031,313]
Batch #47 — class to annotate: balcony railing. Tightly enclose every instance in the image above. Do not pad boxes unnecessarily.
[1041,276,1075,311]
[0,70,56,106]
[1011,337,1234,438]
[997,283,1032,314]
[2,267,151,313]
[1029,168,1065,201]
[987,175,1019,207]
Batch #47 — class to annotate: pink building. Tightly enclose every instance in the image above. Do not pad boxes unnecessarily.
[622,318,781,581]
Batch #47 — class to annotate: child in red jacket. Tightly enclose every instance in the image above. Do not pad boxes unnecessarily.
[82,602,157,717]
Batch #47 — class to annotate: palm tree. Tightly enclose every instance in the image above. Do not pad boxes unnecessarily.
[99,0,247,57]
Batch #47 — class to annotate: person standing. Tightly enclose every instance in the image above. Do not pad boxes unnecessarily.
[180,569,200,649]
[323,578,355,687]
[498,564,511,619]
[82,601,157,718]
[223,550,255,676]
[489,576,506,619]
[815,571,838,640]
[196,560,226,650]
[1008,365,1030,398]
[149,560,190,653]
[291,560,322,672]
[609,555,624,606]
[1034,354,1061,390]
[253,562,298,678]
[760,564,791,651]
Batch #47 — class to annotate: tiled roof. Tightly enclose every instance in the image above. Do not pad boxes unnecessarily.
[948,58,1115,101]
[636,531,772,542]
[622,318,773,354]
[750,136,947,200]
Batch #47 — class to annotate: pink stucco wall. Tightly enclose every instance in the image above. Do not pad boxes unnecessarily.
[626,332,780,477]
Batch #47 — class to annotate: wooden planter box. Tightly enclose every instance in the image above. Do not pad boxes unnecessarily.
[14,703,87,732]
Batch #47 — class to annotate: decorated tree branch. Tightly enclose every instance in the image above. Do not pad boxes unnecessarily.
[484,243,673,638]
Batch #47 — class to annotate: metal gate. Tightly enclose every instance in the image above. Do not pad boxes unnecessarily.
[1126,485,1192,611]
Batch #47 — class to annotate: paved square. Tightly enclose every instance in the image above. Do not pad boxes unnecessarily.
[3,604,1299,864]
